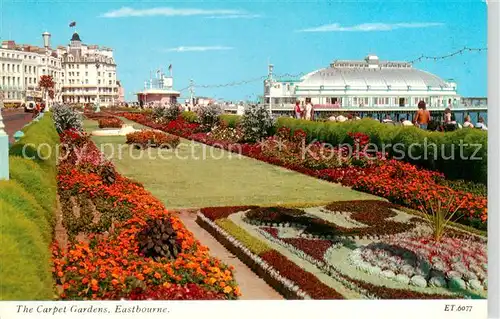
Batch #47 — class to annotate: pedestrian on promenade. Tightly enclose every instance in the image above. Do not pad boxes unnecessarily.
[475,117,488,130]
[33,103,40,119]
[305,99,313,120]
[294,101,302,119]
[414,101,430,130]
[463,115,474,128]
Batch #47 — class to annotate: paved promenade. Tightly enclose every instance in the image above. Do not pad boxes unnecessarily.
[1,109,33,144]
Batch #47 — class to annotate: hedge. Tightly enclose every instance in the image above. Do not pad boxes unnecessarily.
[0,114,58,300]
[219,114,241,128]
[181,111,199,123]
[276,118,487,184]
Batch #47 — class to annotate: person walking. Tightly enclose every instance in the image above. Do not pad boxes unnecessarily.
[33,102,41,118]
[414,100,431,130]
[305,99,313,120]
[294,101,302,119]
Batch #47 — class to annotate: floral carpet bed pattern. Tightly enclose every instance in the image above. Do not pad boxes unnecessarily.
[196,201,487,300]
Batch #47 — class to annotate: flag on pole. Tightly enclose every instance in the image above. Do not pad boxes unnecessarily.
[168,64,172,71]
[69,21,76,27]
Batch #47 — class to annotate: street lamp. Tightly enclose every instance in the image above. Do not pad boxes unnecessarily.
[95,62,101,112]
[0,85,9,180]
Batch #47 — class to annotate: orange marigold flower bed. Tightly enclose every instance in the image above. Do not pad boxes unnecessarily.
[53,133,238,300]
[126,130,180,149]
[98,117,123,128]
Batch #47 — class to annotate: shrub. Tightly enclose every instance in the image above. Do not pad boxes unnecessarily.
[0,201,53,300]
[152,106,166,121]
[181,111,199,123]
[240,105,274,142]
[197,104,223,130]
[275,117,487,183]
[52,104,83,133]
[219,114,242,128]
[137,218,181,260]
[208,125,244,143]
[98,117,123,128]
[0,180,52,243]
[164,105,181,121]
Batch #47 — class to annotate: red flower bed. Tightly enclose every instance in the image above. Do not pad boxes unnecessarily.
[119,283,225,300]
[119,113,200,138]
[353,160,487,223]
[200,206,259,221]
[98,117,123,128]
[261,227,333,261]
[53,130,240,300]
[259,250,344,299]
[126,130,180,149]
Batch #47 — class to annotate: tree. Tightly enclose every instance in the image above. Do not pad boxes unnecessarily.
[38,75,55,106]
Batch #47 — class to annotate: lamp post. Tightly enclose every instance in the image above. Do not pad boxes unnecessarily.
[95,62,101,112]
[0,86,9,180]
[267,64,274,115]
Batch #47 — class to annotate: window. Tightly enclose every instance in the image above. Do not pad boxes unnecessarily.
[109,80,112,85]
[98,80,101,85]
[85,72,88,76]
[17,65,20,72]
[77,72,79,76]
[98,72,100,76]
[385,97,389,105]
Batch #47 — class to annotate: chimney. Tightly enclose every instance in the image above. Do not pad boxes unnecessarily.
[42,32,51,48]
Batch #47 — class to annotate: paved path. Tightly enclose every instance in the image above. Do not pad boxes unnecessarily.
[1,109,33,144]
[175,210,283,300]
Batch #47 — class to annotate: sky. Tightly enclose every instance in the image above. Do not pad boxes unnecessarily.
[0,0,488,102]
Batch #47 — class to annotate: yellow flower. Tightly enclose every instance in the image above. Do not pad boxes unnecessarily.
[207,278,217,285]
[223,286,233,294]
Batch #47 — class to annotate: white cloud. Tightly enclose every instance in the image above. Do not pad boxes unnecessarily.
[163,46,234,52]
[101,7,243,18]
[205,14,262,19]
[298,22,444,32]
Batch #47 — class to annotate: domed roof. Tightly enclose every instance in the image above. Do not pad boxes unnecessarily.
[71,32,81,42]
[299,58,453,90]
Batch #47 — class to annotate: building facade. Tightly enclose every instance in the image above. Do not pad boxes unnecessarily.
[263,55,466,112]
[0,31,120,107]
[1,38,62,107]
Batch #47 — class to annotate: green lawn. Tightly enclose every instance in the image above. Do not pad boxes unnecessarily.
[85,118,379,209]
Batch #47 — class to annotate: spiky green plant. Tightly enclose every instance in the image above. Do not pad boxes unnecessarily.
[419,195,467,242]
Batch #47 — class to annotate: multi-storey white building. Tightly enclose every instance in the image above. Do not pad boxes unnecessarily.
[0,38,62,106]
[59,32,119,106]
[0,31,120,107]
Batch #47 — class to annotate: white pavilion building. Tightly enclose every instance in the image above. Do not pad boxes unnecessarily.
[263,55,464,112]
